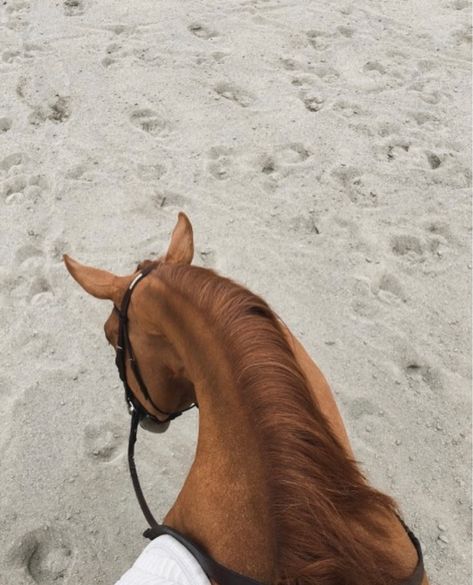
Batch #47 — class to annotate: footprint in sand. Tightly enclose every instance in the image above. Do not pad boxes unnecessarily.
[451,0,469,9]
[314,64,340,84]
[6,0,31,32]
[130,109,168,136]
[380,140,411,163]
[390,230,449,267]
[2,42,41,64]
[63,0,86,16]
[376,120,401,137]
[372,272,407,304]
[351,277,379,320]
[102,41,162,68]
[211,51,228,64]
[280,57,303,72]
[423,218,453,243]
[17,76,71,124]
[5,235,54,304]
[363,61,387,76]
[390,234,424,258]
[15,244,44,266]
[450,23,472,48]
[0,117,12,133]
[0,152,27,173]
[2,175,29,204]
[2,173,48,206]
[258,153,277,176]
[425,151,442,169]
[28,276,53,305]
[101,25,138,67]
[28,96,71,125]
[336,25,354,38]
[332,100,367,118]
[307,25,356,51]
[2,49,22,63]
[102,42,122,67]
[131,46,162,66]
[256,143,311,178]
[407,80,442,105]
[83,421,126,462]
[135,162,167,182]
[278,143,311,164]
[153,190,191,210]
[330,164,379,207]
[289,212,320,235]
[65,162,92,182]
[407,110,440,128]
[397,343,443,393]
[188,22,219,40]
[301,93,325,112]
[207,146,234,180]
[7,526,74,584]
[306,29,332,51]
[214,82,255,108]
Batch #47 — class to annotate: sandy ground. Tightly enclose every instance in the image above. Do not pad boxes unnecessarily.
[0,0,471,584]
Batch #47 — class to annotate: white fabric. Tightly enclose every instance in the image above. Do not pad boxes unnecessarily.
[115,535,211,585]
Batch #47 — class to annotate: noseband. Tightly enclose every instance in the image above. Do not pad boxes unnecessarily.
[113,266,425,585]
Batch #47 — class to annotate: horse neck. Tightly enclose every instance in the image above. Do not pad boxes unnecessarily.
[166,372,276,582]
[141,278,276,582]
[140,270,423,585]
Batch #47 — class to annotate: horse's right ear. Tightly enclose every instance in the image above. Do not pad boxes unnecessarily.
[164,212,194,265]
[63,254,128,304]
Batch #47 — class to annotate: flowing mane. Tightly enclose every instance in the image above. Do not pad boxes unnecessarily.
[155,261,403,585]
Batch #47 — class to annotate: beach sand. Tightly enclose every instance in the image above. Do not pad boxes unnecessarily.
[0,1,471,583]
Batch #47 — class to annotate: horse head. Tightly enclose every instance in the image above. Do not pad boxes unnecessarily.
[63,212,196,430]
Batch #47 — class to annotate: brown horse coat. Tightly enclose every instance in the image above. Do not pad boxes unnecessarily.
[64,212,428,585]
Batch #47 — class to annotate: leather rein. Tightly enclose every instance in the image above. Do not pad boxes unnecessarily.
[114,266,426,585]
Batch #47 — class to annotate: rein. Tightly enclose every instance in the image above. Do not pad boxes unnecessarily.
[115,266,426,585]
[128,410,269,585]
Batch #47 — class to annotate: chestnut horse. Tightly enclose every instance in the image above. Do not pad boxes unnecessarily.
[64,212,428,585]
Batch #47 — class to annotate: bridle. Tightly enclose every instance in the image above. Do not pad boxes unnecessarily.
[112,265,426,585]
[114,264,197,434]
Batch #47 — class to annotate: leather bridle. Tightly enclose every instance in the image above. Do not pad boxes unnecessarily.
[113,265,426,585]
[114,264,197,433]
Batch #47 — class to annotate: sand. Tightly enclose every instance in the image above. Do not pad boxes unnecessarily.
[0,0,471,583]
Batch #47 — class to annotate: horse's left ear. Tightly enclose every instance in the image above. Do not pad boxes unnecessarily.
[164,212,194,265]
[63,254,128,304]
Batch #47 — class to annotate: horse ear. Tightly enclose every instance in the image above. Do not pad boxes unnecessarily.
[63,254,127,304]
[164,212,194,265]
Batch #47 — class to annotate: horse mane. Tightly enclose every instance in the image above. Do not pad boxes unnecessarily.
[155,262,405,585]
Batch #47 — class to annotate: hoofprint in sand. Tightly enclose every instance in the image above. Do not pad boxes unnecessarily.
[0,1,470,584]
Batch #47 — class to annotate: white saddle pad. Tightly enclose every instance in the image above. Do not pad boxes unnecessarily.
[115,535,211,585]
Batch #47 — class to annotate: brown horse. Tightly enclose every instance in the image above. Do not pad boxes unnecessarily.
[64,212,428,585]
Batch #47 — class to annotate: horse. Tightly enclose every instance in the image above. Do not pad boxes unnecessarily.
[63,212,428,585]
